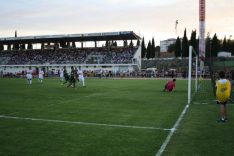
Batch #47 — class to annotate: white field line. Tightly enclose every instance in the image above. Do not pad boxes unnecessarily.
[193,101,234,105]
[155,104,190,156]
[0,115,172,131]
[193,102,208,105]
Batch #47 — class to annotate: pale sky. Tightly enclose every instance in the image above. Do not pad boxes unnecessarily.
[0,0,234,45]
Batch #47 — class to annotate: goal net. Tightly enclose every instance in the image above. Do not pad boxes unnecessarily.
[187,46,214,104]
[208,56,234,103]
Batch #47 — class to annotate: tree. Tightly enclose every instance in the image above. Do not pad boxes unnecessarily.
[168,44,175,53]
[189,30,197,57]
[227,37,232,52]
[151,38,156,58]
[221,36,227,51]
[196,38,199,57]
[141,37,146,58]
[155,46,160,58]
[146,41,152,59]
[174,37,181,57]
[182,29,189,57]
[211,33,221,57]
[205,33,212,58]
[231,40,234,55]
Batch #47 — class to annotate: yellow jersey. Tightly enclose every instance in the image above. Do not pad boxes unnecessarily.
[216,79,231,102]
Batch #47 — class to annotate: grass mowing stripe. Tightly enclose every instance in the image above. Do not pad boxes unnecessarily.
[0,115,172,131]
[155,103,190,156]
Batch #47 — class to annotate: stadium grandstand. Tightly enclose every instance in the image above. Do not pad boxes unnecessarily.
[0,31,141,77]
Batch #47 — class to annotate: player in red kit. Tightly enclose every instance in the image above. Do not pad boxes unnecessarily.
[163,79,176,92]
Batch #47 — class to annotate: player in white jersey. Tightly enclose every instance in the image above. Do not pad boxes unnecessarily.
[26,67,33,85]
[77,67,85,87]
[38,69,44,83]
[59,69,64,83]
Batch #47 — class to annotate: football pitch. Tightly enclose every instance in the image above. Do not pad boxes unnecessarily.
[0,78,234,156]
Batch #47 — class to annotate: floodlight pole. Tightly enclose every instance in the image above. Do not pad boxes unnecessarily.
[199,0,206,78]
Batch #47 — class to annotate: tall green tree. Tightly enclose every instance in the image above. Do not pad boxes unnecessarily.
[175,37,181,57]
[146,41,152,59]
[189,30,197,56]
[221,36,227,51]
[167,44,175,53]
[227,37,232,52]
[151,38,156,58]
[182,29,189,57]
[155,46,160,58]
[211,33,220,57]
[205,33,212,58]
[141,37,146,58]
[231,40,234,55]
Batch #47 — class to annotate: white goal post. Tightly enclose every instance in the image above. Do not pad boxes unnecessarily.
[188,45,198,104]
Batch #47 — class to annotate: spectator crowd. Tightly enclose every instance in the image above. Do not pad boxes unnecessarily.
[0,47,136,65]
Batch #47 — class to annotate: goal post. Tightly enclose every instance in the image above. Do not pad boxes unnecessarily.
[188,45,199,104]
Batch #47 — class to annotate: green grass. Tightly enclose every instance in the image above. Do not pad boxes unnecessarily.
[0,78,187,156]
[164,79,234,156]
[1,78,233,156]
[164,102,234,156]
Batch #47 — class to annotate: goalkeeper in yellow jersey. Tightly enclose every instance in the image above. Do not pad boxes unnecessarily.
[216,71,231,122]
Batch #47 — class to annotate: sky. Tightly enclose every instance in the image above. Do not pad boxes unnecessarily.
[0,0,234,45]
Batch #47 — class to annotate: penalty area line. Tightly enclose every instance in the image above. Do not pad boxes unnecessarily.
[0,115,172,131]
[193,102,209,105]
[155,103,190,156]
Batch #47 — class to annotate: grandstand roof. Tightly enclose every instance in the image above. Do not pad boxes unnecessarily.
[0,31,140,44]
